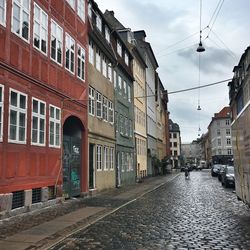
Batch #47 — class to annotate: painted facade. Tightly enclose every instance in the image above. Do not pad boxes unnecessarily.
[0,0,88,214]
[87,1,116,191]
[228,46,250,205]
[134,31,159,176]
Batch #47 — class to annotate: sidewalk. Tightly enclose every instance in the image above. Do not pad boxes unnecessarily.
[0,173,180,250]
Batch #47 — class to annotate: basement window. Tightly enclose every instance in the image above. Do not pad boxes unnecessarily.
[32,188,42,204]
[12,190,24,209]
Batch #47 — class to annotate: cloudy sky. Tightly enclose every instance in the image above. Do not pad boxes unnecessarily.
[95,0,250,143]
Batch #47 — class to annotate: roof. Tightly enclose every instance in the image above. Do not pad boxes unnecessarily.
[208,106,231,128]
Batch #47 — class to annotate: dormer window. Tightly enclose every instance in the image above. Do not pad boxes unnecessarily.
[124,52,129,66]
[96,14,102,31]
[105,26,110,43]
[117,40,122,57]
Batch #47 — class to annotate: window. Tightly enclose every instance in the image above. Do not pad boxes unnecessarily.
[216,120,220,126]
[51,20,63,65]
[9,89,27,143]
[128,85,131,102]
[96,49,101,72]
[66,0,75,10]
[12,0,30,41]
[104,146,108,170]
[77,0,85,21]
[120,115,124,135]
[0,85,3,141]
[174,150,177,156]
[129,120,133,137]
[227,148,232,155]
[49,105,61,148]
[113,71,117,88]
[89,40,94,65]
[124,52,129,66]
[96,14,102,31]
[89,87,95,116]
[108,61,112,82]
[218,149,222,155]
[102,97,108,121]
[226,129,231,136]
[0,0,6,26]
[65,33,75,74]
[96,145,102,171]
[226,119,230,125]
[117,40,122,56]
[118,75,122,92]
[105,26,110,43]
[124,117,128,136]
[110,147,114,170]
[217,129,220,136]
[218,138,221,146]
[31,98,46,146]
[33,4,48,54]
[88,2,92,18]
[227,138,231,145]
[96,92,102,118]
[123,80,127,97]
[108,101,114,124]
[174,142,177,147]
[102,57,107,78]
[77,45,85,81]
[121,152,125,172]
[173,133,177,139]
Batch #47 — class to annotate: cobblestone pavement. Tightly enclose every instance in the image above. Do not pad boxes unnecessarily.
[50,170,250,250]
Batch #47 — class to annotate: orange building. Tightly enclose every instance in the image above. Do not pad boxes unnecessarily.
[0,0,88,215]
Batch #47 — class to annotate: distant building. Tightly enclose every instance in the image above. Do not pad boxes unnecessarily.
[181,141,201,166]
[228,46,250,205]
[169,120,181,168]
[207,107,233,165]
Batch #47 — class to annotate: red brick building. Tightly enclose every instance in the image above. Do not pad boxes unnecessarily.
[0,0,88,215]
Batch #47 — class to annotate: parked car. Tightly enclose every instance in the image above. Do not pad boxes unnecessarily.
[221,166,235,188]
[218,165,226,181]
[211,164,223,177]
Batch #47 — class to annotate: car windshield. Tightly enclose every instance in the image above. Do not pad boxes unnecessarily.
[227,167,234,174]
[214,165,222,170]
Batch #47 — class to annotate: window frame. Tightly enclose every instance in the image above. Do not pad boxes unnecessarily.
[110,147,114,170]
[33,3,48,55]
[12,0,31,42]
[88,87,95,116]
[108,101,114,124]
[0,84,4,142]
[49,104,61,148]
[31,97,46,146]
[102,96,108,122]
[66,0,75,10]
[51,19,63,66]
[124,52,129,66]
[77,0,85,22]
[117,40,122,57]
[95,49,101,72]
[96,91,102,118]
[0,0,6,27]
[96,144,102,171]
[103,146,108,171]
[8,88,28,144]
[89,40,94,65]
[65,33,75,74]
[96,13,102,31]
[77,44,85,81]
[105,26,110,43]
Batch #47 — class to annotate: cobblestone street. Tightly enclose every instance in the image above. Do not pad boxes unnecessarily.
[51,170,250,250]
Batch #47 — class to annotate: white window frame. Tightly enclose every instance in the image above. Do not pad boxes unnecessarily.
[0,84,4,142]
[95,49,101,72]
[89,87,95,116]
[102,56,107,78]
[108,101,114,124]
[108,61,112,82]
[65,33,75,74]
[96,145,102,171]
[110,147,114,170]
[113,71,117,88]
[124,52,129,66]
[128,85,131,102]
[8,89,27,144]
[49,104,61,148]
[96,13,102,31]
[103,146,108,171]
[77,0,85,21]
[96,91,102,118]
[12,0,30,42]
[33,3,48,55]
[123,80,127,97]
[105,26,110,43]
[66,0,75,10]
[117,40,122,56]
[89,40,94,65]
[227,148,232,155]
[77,44,85,81]
[31,97,46,146]
[227,138,231,145]
[118,75,122,92]
[51,19,63,65]
[102,97,108,122]
[0,0,6,27]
